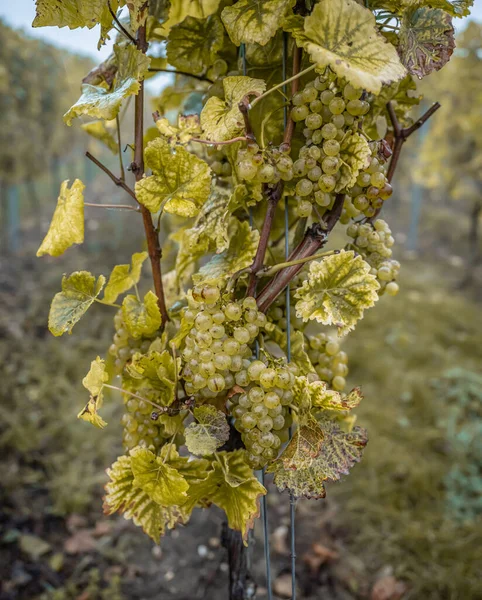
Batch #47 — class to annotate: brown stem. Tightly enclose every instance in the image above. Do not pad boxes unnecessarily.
[386,101,441,183]
[148,67,213,83]
[238,98,257,143]
[246,182,283,296]
[256,194,344,312]
[134,25,169,325]
[107,0,136,44]
[85,151,136,200]
[245,46,303,297]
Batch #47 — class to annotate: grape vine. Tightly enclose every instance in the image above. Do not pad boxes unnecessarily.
[34,0,469,594]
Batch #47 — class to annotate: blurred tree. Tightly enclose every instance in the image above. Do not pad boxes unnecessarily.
[416,21,482,282]
[0,20,92,250]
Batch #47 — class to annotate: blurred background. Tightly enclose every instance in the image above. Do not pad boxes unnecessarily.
[0,3,481,600]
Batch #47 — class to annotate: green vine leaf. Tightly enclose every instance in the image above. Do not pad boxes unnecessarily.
[122,291,162,338]
[130,447,190,506]
[37,179,85,258]
[200,76,266,141]
[185,450,266,541]
[294,250,380,336]
[135,138,212,216]
[337,132,372,193]
[192,220,259,287]
[104,251,148,304]
[167,15,225,76]
[284,0,406,94]
[221,0,295,47]
[185,405,230,456]
[64,45,150,125]
[81,120,118,153]
[268,418,368,499]
[49,271,105,337]
[311,383,363,412]
[398,6,455,78]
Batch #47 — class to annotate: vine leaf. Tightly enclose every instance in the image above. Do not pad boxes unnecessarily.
[192,220,259,287]
[77,357,109,429]
[398,6,455,78]
[337,132,371,193]
[32,0,115,29]
[185,405,230,456]
[37,179,85,257]
[82,356,109,398]
[373,0,474,18]
[126,0,149,32]
[311,383,363,412]
[294,250,380,336]
[268,418,368,499]
[122,291,162,338]
[173,189,231,283]
[130,447,190,506]
[166,15,225,76]
[104,251,148,304]
[49,271,105,337]
[279,412,325,471]
[200,76,266,141]
[157,0,222,36]
[135,138,212,217]
[221,0,295,47]
[64,45,150,125]
[185,450,266,542]
[104,454,192,543]
[127,350,178,406]
[284,0,406,94]
[81,120,118,153]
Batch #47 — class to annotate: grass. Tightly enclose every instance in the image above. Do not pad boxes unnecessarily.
[329,259,482,599]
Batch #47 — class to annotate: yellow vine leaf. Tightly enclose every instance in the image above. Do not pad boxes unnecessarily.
[221,0,295,47]
[184,450,266,542]
[336,132,372,193]
[64,45,150,125]
[32,0,114,29]
[81,120,118,153]
[200,76,266,141]
[122,291,162,338]
[268,418,368,499]
[284,0,406,94]
[294,250,380,336]
[103,251,148,304]
[192,220,259,287]
[130,447,190,506]
[37,179,85,258]
[49,271,105,337]
[135,138,212,217]
[185,405,230,456]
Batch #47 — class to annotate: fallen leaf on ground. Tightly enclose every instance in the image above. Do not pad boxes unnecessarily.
[303,542,339,574]
[64,529,97,554]
[371,575,408,600]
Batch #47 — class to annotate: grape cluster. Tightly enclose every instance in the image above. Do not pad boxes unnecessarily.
[109,310,154,373]
[181,288,267,399]
[288,73,370,218]
[229,360,297,469]
[305,333,349,391]
[121,396,169,451]
[341,143,392,223]
[347,219,400,296]
[205,146,232,179]
[235,142,295,185]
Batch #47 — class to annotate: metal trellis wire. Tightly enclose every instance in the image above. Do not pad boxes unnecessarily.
[241,35,297,599]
